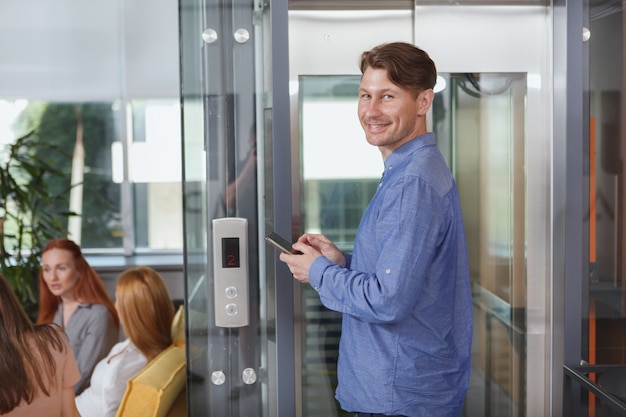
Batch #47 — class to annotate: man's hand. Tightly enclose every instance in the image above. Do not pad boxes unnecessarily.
[279,234,344,284]
[298,234,345,266]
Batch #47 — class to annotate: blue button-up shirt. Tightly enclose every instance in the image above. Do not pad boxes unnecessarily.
[309,133,473,417]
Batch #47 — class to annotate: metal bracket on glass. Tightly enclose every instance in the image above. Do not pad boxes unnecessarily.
[233,28,249,44]
[202,28,218,44]
[242,368,257,385]
[211,370,226,385]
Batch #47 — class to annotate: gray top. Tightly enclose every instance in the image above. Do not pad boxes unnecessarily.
[54,303,119,394]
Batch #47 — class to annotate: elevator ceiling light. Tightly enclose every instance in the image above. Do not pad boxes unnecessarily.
[434,75,447,93]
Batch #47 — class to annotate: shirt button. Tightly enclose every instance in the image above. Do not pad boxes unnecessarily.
[385,268,391,274]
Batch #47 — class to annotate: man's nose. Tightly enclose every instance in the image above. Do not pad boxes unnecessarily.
[362,100,382,117]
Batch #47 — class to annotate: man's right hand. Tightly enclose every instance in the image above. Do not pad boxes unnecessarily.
[297,234,345,267]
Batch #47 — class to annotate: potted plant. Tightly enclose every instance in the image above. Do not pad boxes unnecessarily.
[0,130,74,319]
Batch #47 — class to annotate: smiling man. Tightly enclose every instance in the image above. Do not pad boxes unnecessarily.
[280,42,473,417]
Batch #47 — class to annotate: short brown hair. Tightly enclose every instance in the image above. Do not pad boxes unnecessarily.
[360,42,437,97]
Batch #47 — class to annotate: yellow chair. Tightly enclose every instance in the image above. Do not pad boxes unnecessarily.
[115,305,187,417]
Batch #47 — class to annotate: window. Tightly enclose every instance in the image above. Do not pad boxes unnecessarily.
[0,99,182,252]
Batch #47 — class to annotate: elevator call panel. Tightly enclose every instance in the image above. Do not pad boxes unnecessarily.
[212,217,249,327]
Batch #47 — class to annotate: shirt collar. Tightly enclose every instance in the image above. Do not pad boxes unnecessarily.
[59,301,91,308]
[384,132,436,171]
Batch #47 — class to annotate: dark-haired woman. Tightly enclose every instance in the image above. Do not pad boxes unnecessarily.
[0,273,81,417]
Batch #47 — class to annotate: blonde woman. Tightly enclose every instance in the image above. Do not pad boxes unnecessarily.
[75,266,175,417]
[0,273,80,417]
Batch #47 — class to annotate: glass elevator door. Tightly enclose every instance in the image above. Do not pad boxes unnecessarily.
[179,0,293,416]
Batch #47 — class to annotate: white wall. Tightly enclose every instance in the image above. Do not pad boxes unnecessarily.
[0,0,179,100]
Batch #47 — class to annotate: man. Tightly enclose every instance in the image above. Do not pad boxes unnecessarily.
[280,42,473,417]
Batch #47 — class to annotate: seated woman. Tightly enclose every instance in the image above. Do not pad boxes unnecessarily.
[37,238,120,395]
[0,273,81,417]
[76,266,175,417]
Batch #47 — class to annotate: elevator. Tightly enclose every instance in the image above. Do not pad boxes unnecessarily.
[180,2,553,416]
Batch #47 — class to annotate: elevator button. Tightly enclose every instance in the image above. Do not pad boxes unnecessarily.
[226,303,238,316]
[225,286,238,299]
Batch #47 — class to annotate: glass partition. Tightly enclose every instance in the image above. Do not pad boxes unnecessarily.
[298,75,379,417]
[446,73,527,417]
[179,0,284,415]
[585,2,626,416]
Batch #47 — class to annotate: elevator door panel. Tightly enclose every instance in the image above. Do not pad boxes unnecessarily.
[179,0,288,416]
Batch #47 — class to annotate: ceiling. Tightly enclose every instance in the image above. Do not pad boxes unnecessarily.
[288,0,549,11]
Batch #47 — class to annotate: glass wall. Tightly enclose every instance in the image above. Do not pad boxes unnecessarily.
[447,73,527,417]
[298,75,379,417]
[584,1,626,416]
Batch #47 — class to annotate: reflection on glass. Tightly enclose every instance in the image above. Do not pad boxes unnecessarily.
[587,3,626,415]
[128,100,183,250]
[299,73,527,417]
[444,73,527,417]
[300,75,377,417]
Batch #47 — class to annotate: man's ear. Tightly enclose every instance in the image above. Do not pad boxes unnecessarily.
[417,89,435,116]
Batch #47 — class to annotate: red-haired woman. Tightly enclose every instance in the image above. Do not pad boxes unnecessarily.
[37,238,119,395]
[0,273,80,417]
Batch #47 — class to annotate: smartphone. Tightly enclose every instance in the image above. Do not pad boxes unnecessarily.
[265,232,300,254]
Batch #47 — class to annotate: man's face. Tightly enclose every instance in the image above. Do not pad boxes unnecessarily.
[358,67,431,159]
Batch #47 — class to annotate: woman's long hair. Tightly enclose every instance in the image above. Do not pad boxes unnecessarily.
[0,274,67,413]
[115,266,174,361]
[36,238,119,328]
